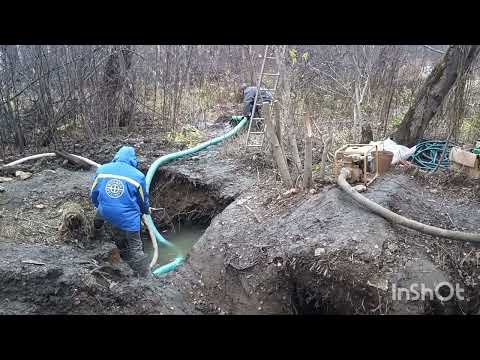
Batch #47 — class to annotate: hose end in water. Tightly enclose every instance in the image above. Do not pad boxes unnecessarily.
[152,256,185,276]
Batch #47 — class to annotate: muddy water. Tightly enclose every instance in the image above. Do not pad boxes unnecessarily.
[143,222,207,267]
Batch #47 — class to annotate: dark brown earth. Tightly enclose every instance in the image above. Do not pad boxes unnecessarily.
[164,167,480,315]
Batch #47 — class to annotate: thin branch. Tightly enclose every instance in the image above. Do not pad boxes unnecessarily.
[313,83,351,99]
[308,64,350,94]
[1,47,103,105]
[423,45,446,55]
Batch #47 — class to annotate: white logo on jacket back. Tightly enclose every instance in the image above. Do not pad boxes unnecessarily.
[105,179,125,198]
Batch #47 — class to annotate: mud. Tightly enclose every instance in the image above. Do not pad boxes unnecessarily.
[0,241,197,314]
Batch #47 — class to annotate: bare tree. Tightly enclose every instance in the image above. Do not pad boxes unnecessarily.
[302,113,313,189]
[394,45,480,146]
[279,47,302,174]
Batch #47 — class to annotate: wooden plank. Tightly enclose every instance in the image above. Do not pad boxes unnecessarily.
[54,150,92,170]
[0,165,26,176]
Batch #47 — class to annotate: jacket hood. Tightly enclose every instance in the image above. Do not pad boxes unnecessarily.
[112,146,137,167]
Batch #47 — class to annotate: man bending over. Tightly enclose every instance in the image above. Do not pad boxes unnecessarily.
[90,146,151,277]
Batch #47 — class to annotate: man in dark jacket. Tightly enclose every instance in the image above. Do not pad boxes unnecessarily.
[90,146,151,277]
[240,83,273,119]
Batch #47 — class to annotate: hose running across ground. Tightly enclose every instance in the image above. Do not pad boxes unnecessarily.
[337,168,480,243]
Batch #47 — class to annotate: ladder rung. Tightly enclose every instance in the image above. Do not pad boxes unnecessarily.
[249,132,265,135]
[247,144,263,147]
[265,56,277,59]
[252,117,264,120]
[260,88,275,92]
[263,73,280,76]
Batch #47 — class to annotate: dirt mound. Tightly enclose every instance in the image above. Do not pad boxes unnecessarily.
[166,172,480,315]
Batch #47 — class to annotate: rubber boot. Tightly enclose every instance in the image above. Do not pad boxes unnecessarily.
[93,226,105,242]
[129,255,151,278]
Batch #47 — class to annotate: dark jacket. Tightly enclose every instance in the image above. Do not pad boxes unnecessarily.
[90,146,149,232]
[243,86,273,117]
[244,86,273,104]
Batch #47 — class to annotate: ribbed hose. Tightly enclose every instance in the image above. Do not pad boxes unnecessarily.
[338,168,480,243]
[146,116,249,276]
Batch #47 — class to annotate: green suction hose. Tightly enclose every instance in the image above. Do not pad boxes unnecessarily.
[145,116,249,276]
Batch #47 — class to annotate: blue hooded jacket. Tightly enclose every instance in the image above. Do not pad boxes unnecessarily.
[90,146,150,232]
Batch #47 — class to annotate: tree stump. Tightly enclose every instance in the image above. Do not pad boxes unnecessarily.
[58,202,91,244]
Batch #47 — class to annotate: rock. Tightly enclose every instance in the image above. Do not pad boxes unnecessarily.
[314,247,326,256]
[353,184,367,192]
[15,171,32,180]
[367,279,388,291]
[309,188,316,194]
[237,198,247,205]
[387,243,399,252]
[34,204,46,209]
[283,188,298,197]
[0,177,13,183]
[0,185,4,193]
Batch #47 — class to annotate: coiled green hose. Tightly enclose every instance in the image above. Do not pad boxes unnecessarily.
[410,140,454,170]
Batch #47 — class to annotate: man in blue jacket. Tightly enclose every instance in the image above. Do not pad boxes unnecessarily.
[90,146,151,277]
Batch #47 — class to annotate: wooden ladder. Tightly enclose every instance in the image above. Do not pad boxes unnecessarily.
[245,45,286,149]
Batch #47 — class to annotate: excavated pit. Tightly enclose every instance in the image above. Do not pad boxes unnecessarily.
[143,168,235,266]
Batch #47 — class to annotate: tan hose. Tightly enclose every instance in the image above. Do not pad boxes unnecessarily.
[4,152,100,168]
[143,214,159,268]
[337,168,480,243]
[5,153,57,167]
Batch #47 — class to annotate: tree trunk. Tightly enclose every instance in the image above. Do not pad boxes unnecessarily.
[353,81,369,143]
[265,107,293,188]
[153,45,159,122]
[360,123,373,144]
[394,45,480,147]
[380,48,401,138]
[449,72,468,142]
[274,101,282,150]
[278,48,301,175]
[288,106,302,174]
[302,113,313,189]
[319,133,333,181]
[102,45,134,131]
